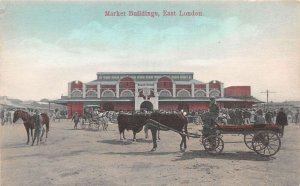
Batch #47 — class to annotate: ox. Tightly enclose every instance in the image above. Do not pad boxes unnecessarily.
[117,113,150,141]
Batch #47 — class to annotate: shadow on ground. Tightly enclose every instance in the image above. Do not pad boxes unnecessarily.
[4,153,44,161]
[103,151,177,156]
[98,138,152,145]
[64,128,101,132]
[173,150,273,161]
[2,143,31,149]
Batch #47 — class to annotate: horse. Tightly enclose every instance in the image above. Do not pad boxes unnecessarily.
[13,110,50,145]
[145,112,188,152]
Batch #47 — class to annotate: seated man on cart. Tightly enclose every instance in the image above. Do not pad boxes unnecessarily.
[202,96,220,137]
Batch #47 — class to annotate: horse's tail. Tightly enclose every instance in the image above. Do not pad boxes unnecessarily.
[42,113,50,133]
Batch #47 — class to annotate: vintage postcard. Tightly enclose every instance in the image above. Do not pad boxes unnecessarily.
[0,1,299,186]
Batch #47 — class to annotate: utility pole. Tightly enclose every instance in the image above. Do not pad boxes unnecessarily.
[260,90,276,111]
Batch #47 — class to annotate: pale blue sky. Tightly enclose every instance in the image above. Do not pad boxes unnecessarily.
[0,1,299,101]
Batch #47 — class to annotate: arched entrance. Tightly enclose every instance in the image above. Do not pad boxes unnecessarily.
[102,102,114,111]
[140,101,153,111]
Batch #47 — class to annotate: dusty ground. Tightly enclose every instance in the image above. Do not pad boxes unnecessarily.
[1,120,300,186]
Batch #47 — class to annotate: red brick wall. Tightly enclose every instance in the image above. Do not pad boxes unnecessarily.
[159,102,178,111]
[157,77,173,93]
[159,102,210,111]
[224,86,251,97]
[67,103,84,118]
[113,102,135,111]
[86,85,97,90]
[188,102,210,111]
[209,80,221,90]
[195,84,206,89]
[101,85,116,94]
[176,85,191,91]
[119,77,135,93]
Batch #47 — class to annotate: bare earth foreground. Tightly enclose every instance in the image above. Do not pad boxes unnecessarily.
[1,120,300,186]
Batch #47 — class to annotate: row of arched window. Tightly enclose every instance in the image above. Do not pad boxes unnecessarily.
[71,89,221,98]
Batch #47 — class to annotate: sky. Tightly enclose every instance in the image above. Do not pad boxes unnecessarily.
[0,1,299,102]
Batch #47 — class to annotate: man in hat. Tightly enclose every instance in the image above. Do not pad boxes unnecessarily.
[203,97,220,137]
[72,112,80,129]
[276,108,288,136]
[295,109,299,125]
[209,96,219,124]
[32,109,42,146]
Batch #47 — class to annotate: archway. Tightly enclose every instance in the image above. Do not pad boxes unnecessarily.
[140,101,153,111]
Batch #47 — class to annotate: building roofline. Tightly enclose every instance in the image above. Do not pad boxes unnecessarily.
[96,72,194,75]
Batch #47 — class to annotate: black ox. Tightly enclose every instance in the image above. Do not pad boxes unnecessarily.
[117,112,188,151]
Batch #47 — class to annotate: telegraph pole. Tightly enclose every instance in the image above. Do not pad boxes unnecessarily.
[260,90,276,110]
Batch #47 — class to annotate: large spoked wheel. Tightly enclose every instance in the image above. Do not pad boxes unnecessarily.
[252,131,281,157]
[244,133,255,150]
[202,135,224,154]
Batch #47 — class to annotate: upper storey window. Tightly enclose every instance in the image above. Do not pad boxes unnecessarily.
[103,76,111,80]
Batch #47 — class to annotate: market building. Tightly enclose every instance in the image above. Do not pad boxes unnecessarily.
[53,72,261,117]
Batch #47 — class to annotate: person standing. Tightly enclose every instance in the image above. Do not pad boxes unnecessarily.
[265,111,273,124]
[295,109,299,125]
[72,112,80,129]
[250,109,256,124]
[7,110,12,125]
[243,109,251,125]
[209,97,219,124]
[32,110,42,146]
[0,109,5,126]
[202,96,219,138]
[276,108,288,136]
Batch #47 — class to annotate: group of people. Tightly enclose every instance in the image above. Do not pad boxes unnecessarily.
[0,109,15,126]
[71,110,117,129]
[201,97,291,136]
[68,97,298,134]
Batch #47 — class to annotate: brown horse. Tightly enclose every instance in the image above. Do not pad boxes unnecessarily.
[13,110,50,145]
[145,112,188,152]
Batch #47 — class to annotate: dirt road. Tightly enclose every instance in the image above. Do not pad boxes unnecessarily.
[1,120,300,186]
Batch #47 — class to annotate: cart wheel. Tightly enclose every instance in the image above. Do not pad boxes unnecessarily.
[202,135,224,154]
[244,133,255,150]
[252,130,281,157]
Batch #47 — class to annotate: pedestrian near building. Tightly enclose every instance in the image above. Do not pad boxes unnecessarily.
[0,109,5,126]
[202,97,219,137]
[208,97,219,124]
[276,108,288,136]
[7,110,12,125]
[295,109,299,125]
[72,112,80,129]
[265,111,273,124]
[243,109,251,125]
[250,109,256,124]
[228,109,236,124]
[235,109,243,125]
[255,109,266,125]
